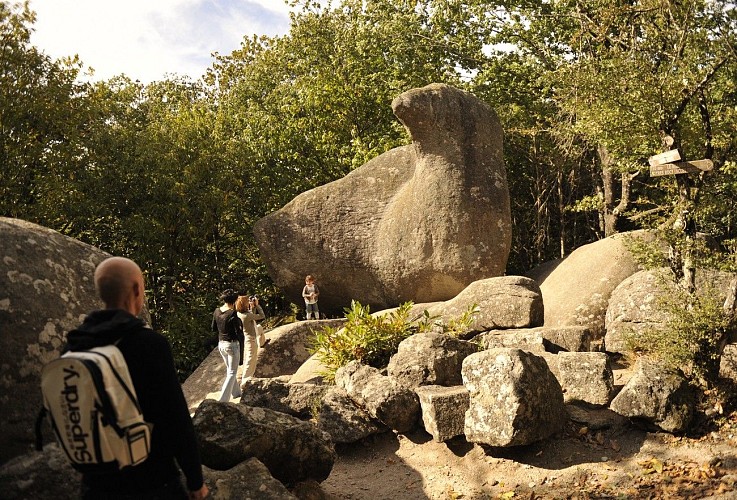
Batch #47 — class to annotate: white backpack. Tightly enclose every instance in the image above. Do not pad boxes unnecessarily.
[39,344,152,472]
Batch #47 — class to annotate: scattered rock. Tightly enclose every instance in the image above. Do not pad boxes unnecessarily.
[387,332,478,388]
[415,385,469,442]
[557,352,614,406]
[335,361,420,433]
[475,328,546,353]
[240,378,329,418]
[462,348,566,447]
[427,276,543,332]
[193,400,335,485]
[610,356,694,433]
[316,388,387,444]
[537,326,592,353]
[204,458,298,499]
[720,344,737,381]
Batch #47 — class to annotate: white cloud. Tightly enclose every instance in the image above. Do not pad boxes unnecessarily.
[24,0,293,83]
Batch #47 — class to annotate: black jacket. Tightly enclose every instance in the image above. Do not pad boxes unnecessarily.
[65,310,204,494]
[211,307,245,364]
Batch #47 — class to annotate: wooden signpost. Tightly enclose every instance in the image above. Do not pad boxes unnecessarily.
[648,149,681,167]
[650,159,714,177]
[648,148,714,177]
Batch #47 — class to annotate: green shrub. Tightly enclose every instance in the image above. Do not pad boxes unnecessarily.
[625,286,731,387]
[623,231,735,387]
[309,300,478,383]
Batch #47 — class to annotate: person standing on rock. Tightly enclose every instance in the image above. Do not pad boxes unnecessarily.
[302,274,320,319]
[235,294,265,389]
[212,289,243,402]
[65,257,208,499]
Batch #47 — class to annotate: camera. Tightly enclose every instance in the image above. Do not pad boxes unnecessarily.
[249,295,257,301]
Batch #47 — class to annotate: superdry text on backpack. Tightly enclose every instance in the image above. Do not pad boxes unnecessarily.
[39,344,152,473]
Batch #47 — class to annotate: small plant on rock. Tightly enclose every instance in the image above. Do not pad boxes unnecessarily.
[310,300,479,383]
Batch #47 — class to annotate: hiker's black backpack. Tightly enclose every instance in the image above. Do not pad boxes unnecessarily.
[225,309,242,341]
[38,344,152,472]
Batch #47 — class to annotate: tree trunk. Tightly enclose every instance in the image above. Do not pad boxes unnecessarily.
[598,144,636,237]
[599,145,617,237]
[557,163,565,258]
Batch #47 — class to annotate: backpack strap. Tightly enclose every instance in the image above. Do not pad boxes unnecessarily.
[34,407,47,451]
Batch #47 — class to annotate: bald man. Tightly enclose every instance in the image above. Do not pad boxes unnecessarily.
[64,257,208,499]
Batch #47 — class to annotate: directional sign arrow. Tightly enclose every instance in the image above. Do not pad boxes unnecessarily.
[648,149,682,167]
[650,159,714,177]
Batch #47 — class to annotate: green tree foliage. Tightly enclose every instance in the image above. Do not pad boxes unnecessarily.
[466,0,737,260]
[207,0,470,210]
[0,1,88,219]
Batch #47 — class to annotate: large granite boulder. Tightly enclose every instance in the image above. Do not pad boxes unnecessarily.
[462,348,566,447]
[426,276,544,333]
[182,348,227,413]
[604,268,672,354]
[530,230,653,340]
[182,319,344,411]
[255,319,346,378]
[0,218,111,464]
[0,443,81,499]
[254,83,511,313]
[288,352,328,385]
[193,400,335,485]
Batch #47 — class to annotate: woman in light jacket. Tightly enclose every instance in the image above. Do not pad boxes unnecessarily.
[235,295,265,389]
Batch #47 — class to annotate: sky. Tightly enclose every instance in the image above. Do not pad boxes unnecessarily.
[24,0,295,83]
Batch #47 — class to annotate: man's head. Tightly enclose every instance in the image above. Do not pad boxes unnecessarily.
[94,257,146,316]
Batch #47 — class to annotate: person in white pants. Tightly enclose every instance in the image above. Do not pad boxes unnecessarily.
[236,295,265,389]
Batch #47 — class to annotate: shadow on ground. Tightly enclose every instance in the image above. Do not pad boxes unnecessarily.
[320,433,428,500]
